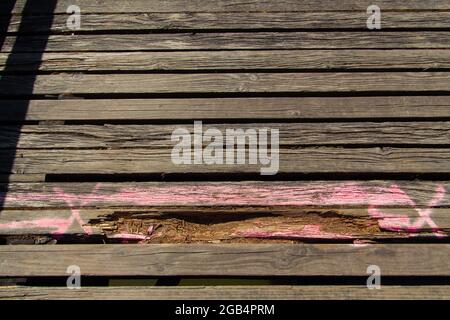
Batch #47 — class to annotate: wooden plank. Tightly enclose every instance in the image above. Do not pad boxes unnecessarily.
[8,12,450,33]
[3,50,450,72]
[0,244,448,276]
[4,147,450,175]
[1,285,449,300]
[3,73,450,95]
[2,97,450,121]
[2,122,450,149]
[0,210,105,236]
[2,181,449,238]
[0,207,448,240]
[6,0,450,13]
[4,32,450,52]
[2,181,449,208]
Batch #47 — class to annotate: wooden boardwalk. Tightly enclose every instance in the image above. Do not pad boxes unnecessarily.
[0,0,449,300]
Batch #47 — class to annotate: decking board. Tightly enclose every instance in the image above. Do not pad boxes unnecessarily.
[4,50,450,72]
[1,244,448,277]
[1,122,449,149]
[8,12,450,33]
[4,73,450,96]
[2,97,450,121]
[5,0,450,13]
[4,147,450,174]
[5,32,450,52]
[2,285,449,300]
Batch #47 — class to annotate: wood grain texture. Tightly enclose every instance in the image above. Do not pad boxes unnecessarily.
[0,207,448,239]
[5,0,450,13]
[4,148,450,174]
[3,50,450,72]
[2,97,450,121]
[0,244,448,276]
[4,32,450,52]
[1,122,449,149]
[3,73,450,95]
[2,181,449,208]
[1,285,449,300]
[8,12,450,33]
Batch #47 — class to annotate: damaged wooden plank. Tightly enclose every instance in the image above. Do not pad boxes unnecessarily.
[1,285,449,300]
[4,33,450,53]
[6,0,449,13]
[1,207,448,242]
[2,122,450,149]
[2,97,450,121]
[0,244,449,277]
[3,73,450,95]
[4,50,450,72]
[1,181,448,239]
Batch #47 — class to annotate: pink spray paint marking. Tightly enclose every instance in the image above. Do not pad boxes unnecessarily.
[0,182,446,237]
[368,184,446,237]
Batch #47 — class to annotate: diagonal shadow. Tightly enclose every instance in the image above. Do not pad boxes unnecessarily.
[0,0,57,210]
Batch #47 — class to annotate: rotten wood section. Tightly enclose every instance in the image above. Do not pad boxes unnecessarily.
[1,285,449,300]
[2,97,450,121]
[1,122,449,149]
[0,207,448,243]
[4,33,450,52]
[5,0,450,13]
[4,73,450,95]
[3,50,450,72]
[1,244,449,277]
[0,181,448,242]
[8,12,450,33]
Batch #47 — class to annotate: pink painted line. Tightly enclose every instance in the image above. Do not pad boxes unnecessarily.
[0,183,427,207]
[0,182,447,237]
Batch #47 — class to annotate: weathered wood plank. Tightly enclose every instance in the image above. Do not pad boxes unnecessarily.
[1,285,449,300]
[5,0,450,13]
[3,32,450,52]
[2,97,450,121]
[0,210,105,236]
[3,50,450,72]
[3,73,450,95]
[0,244,448,276]
[0,285,450,300]
[0,207,448,240]
[2,122,449,149]
[2,181,449,208]
[4,148,450,175]
[8,12,450,33]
